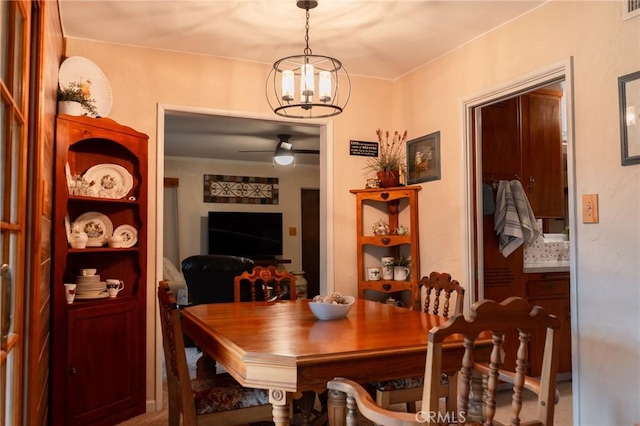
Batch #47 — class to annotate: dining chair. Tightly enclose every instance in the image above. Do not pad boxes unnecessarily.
[327,296,561,426]
[369,271,464,412]
[233,265,297,302]
[157,280,273,425]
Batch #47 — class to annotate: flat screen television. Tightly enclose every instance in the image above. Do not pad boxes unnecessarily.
[207,211,283,259]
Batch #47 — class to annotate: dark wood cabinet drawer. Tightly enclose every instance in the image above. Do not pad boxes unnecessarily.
[526,275,569,298]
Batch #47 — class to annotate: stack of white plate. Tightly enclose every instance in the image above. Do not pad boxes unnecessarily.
[76,275,106,298]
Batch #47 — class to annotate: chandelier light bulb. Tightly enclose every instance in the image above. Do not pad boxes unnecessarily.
[319,71,331,102]
[281,70,295,102]
[300,63,315,105]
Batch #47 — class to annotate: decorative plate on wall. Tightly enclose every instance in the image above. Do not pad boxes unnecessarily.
[58,56,113,117]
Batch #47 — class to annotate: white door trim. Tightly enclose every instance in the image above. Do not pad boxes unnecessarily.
[460,57,579,422]
[151,104,334,410]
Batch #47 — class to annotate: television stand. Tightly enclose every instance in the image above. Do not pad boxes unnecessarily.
[252,257,292,267]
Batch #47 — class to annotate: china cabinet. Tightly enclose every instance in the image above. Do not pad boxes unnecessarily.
[51,115,148,425]
[351,186,421,309]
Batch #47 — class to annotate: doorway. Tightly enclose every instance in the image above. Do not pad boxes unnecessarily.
[462,60,577,384]
[155,106,335,286]
[301,189,320,298]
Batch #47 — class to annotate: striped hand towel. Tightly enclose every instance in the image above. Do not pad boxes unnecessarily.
[493,180,540,257]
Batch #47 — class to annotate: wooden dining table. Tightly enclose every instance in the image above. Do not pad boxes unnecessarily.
[180,299,490,426]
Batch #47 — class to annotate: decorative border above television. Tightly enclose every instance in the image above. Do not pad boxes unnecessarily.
[203,174,279,204]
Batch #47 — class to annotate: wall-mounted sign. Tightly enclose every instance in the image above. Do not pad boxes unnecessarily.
[349,140,378,157]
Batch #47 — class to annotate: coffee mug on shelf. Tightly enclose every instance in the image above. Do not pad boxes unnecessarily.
[105,279,124,298]
[64,283,77,304]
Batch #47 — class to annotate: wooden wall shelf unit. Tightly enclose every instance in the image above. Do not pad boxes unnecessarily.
[350,186,421,310]
[51,115,148,425]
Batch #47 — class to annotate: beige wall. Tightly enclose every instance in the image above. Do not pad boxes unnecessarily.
[392,2,639,424]
[66,0,640,423]
[164,156,320,270]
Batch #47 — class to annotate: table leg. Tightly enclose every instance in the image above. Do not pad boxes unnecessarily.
[270,389,293,426]
[296,391,317,426]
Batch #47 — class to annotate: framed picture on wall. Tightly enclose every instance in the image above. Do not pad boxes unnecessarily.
[619,70,640,166]
[406,131,441,184]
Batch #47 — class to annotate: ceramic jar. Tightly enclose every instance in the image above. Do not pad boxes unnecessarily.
[69,230,88,249]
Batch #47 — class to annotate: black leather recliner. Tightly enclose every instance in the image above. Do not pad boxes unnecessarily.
[181,255,255,305]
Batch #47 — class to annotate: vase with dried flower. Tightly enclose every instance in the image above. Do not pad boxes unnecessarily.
[363,129,408,188]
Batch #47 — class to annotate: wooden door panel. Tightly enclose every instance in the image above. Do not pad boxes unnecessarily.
[521,92,564,217]
[67,300,140,424]
[301,189,320,298]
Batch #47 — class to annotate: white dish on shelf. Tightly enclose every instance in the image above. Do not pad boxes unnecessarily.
[65,162,73,193]
[73,211,113,247]
[83,163,133,199]
[58,56,112,117]
[65,214,72,244]
[113,224,138,248]
[75,291,109,300]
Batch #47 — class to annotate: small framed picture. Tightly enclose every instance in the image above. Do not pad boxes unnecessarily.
[406,131,441,184]
[619,70,640,166]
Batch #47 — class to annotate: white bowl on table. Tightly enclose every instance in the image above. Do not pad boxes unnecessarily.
[308,296,355,320]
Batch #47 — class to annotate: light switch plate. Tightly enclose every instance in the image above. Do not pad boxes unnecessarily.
[289,227,297,236]
[582,194,599,223]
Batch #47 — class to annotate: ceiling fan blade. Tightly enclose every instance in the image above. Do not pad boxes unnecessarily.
[239,149,320,154]
[238,150,274,153]
[292,149,320,154]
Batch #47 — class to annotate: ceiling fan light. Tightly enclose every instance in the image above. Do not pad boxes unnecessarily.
[274,141,295,166]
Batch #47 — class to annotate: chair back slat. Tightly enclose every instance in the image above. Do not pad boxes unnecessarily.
[418,271,464,317]
[158,280,198,423]
[424,297,561,426]
[234,266,296,302]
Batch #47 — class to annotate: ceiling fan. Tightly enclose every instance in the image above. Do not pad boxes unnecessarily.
[239,134,319,166]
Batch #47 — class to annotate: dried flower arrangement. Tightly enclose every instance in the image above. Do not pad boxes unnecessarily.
[363,129,408,174]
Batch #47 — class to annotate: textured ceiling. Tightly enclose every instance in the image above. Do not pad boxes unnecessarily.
[59,0,546,164]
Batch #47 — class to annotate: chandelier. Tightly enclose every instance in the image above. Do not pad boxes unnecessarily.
[266,0,350,119]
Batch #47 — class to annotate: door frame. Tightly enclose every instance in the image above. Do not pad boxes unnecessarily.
[152,104,334,409]
[461,57,579,416]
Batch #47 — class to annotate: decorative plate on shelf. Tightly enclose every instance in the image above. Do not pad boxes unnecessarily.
[83,163,133,199]
[113,224,138,248]
[65,214,72,244]
[73,212,113,247]
[58,56,112,117]
[75,291,109,300]
[65,162,73,193]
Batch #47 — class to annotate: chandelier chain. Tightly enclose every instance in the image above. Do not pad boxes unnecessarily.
[304,6,312,56]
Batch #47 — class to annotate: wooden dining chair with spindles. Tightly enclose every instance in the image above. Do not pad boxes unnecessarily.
[328,296,561,426]
[368,271,465,413]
